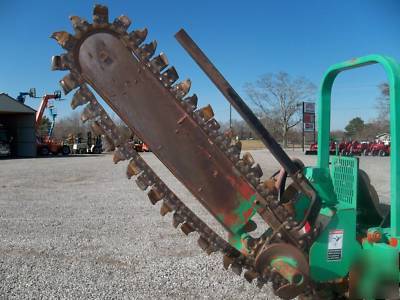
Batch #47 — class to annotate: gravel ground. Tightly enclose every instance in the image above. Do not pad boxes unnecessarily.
[0,150,391,299]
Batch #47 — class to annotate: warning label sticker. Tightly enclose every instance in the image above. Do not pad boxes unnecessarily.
[327,229,343,261]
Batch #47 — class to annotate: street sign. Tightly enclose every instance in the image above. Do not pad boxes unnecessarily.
[304,102,315,113]
[302,102,316,149]
[304,122,315,132]
[303,113,315,124]
[303,102,316,133]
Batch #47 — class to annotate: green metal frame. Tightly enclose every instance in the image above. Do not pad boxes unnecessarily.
[330,156,358,209]
[317,54,400,237]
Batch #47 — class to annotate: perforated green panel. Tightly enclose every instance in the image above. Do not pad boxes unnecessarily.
[330,156,358,209]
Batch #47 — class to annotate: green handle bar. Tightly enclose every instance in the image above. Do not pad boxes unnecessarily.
[317,54,400,237]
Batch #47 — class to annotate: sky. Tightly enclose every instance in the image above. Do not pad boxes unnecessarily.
[0,0,399,130]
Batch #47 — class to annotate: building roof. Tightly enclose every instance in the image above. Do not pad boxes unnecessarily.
[0,93,36,114]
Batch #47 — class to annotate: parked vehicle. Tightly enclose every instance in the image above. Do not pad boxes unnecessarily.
[72,140,88,154]
[88,135,103,154]
[133,139,150,152]
[342,140,366,156]
[369,141,390,156]
[305,140,336,155]
[0,125,11,157]
[67,133,103,154]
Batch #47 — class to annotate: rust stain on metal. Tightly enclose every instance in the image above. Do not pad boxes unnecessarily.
[78,33,249,233]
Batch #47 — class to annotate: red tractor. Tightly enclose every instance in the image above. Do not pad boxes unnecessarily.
[369,141,390,156]
[345,140,369,156]
[305,142,318,155]
[337,140,350,155]
[305,141,337,155]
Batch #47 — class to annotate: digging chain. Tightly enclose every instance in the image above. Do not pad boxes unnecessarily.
[51,5,318,298]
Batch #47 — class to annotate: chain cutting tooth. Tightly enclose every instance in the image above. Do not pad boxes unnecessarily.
[160,67,179,87]
[127,158,142,179]
[256,278,265,289]
[112,15,131,33]
[135,173,152,191]
[51,54,72,71]
[263,178,276,193]
[81,103,98,123]
[97,116,115,132]
[224,128,236,140]
[196,105,214,122]
[227,141,241,158]
[234,140,242,151]
[71,85,91,109]
[171,79,191,99]
[251,163,263,178]
[216,133,231,149]
[243,220,257,233]
[69,16,89,33]
[147,187,164,205]
[231,262,243,276]
[113,148,127,164]
[138,40,157,60]
[205,118,220,131]
[60,72,81,95]
[249,176,260,188]
[103,135,115,152]
[183,94,198,110]
[197,237,213,255]
[93,4,109,25]
[172,212,184,228]
[223,254,234,270]
[51,31,76,50]
[51,55,63,71]
[91,121,105,136]
[180,222,195,235]
[242,152,255,166]
[244,270,259,283]
[129,28,148,47]
[149,53,169,72]
[160,201,173,216]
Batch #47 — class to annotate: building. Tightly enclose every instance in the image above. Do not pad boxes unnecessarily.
[0,93,36,157]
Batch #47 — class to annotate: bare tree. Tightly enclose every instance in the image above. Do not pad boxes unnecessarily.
[53,111,90,140]
[376,83,389,130]
[362,122,385,140]
[244,72,316,147]
[372,82,390,134]
[331,130,345,141]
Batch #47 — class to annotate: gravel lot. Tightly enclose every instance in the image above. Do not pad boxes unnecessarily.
[0,150,390,299]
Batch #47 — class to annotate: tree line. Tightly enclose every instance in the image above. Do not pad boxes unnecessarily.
[334,83,389,141]
[232,75,389,145]
[48,74,390,146]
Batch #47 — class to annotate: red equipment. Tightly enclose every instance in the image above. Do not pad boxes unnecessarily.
[305,140,336,155]
[308,139,391,157]
[133,139,150,152]
[344,140,361,156]
[338,141,345,154]
[35,91,70,156]
[369,141,390,156]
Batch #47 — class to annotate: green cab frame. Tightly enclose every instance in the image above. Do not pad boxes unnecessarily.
[317,54,400,237]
